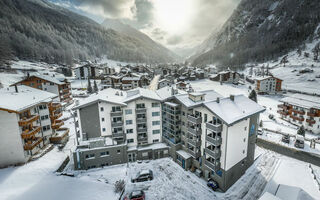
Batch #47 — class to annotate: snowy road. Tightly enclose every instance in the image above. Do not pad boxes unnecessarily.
[148,75,160,91]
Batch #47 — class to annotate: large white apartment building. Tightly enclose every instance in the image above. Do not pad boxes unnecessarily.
[255,76,282,94]
[278,93,320,134]
[74,88,162,146]
[0,86,59,167]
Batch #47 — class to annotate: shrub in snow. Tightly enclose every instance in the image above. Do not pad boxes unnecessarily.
[87,79,92,94]
[297,126,305,137]
[259,120,263,127]
[93,80,98,92]
[114,179,125,193]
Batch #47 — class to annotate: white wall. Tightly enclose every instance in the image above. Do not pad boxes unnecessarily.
[224,118,249,171]
[0,111,27,167]
[257,78,276,93]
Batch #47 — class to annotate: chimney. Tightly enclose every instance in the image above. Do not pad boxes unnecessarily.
[216,97,220,103]
[230,95,234,101]
[15,85,18,93]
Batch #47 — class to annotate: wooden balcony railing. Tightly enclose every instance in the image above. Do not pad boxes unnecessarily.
[52,120,64,129]
[24,137,43,150]
[18,115,39,126]
[292,109,305,115]
[306,119,316,125]
[21,126,41,139]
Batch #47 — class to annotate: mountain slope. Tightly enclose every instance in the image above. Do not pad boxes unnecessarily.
[0,0,175,65]
[102,18,178,62]
[191,0,320,68]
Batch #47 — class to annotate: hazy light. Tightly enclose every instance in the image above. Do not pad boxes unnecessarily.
[153,0,195,34]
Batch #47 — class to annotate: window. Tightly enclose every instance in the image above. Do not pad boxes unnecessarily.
[112,106,121,112]
[102,117,105,122]
[41,115,49,120]
[126,129,133,134]
[50,83,54,85]
[117,149,121,154]
[125,109,132,115]
[142,152,148,157]
[136,103,145,109]
[152,121,160,126]
[152,112,160,117]
[39,104,47,110]
[127,139,134,143]
[182,111,185,116]
[153,139,159,143]
[100,107,104,112]
[85,154,95,159]
[102,128,106,132]
[244,127,247,131]
[100,151,109,157]
[152,103,160,107]
[153,129,160,134]
[126,120,133,125]
[42,125,51,131]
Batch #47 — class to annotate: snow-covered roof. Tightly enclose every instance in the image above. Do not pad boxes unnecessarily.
[174,90,222,108]
[159,79,170,83]
[259,192,281,200]
[204,95,265,126]
[176,150,191,159]
[280,93,320,109]
[122,77,141,81]
[73,87,162,110]
[0,85,57,112]
[276,184,313,200]
[14,74,68,86]
[255,76,282,81]
[165,102,179,107]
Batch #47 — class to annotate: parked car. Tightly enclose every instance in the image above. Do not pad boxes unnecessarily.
[131,169,153,183]
[281,134,290,144]
[207,178,219,191]
[257,129,263,135]
[294,136,304,149]
[123,190,145,200]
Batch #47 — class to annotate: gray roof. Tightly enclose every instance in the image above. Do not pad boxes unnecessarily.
[174,90,222,108]
[280,93,320,109]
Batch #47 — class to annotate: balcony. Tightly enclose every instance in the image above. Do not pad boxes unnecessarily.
[206,135,222,146]
[112,131,124,138]
[136,118,147,124]
[206,121,222,132]
[188,149,201,158]
[205,148,221,159]
[205,160,220,172]
[50,128,69,144]
[137,127,147,133]
[18,115,39,126]
[188,126,202,136]
[21,126,41,139]
[306,119,316,125]
[188,115,202,124]
[290,115,304,122]
[307,112,317,117]
[277,110,289,116]
[52,120,64,129]
[49,103,61,112]
[292,109,305,115]
[137,135,148,142]
[111,121,123,127]
[188,139,201,147]
[110,110,122,117]
[136,108,147,114]
[51,112,62,120]
[24,137,43,150]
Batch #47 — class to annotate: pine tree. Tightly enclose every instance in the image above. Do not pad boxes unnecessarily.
[87,78,92,94]
[297,125,305,137]
[259,120,263,127]
[93,80,98,92]
[249,90,257,102]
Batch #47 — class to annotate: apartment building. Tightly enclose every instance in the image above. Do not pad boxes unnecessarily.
[210,70,240,84]
[72,87,168,169]
[255,76,282,94]
[74,63,101,79]
[162,92,265,191]
[278,94,320,134]
[0,86,61,167]
[12,74,73,105]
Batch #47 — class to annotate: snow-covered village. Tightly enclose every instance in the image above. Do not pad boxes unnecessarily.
[1,0,320,200]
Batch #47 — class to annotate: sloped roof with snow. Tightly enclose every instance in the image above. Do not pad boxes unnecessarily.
[174,90,222,108]
[204,95,265,126]
[255,76,282,81]
[0,85,57,112]
[280,93,320,109]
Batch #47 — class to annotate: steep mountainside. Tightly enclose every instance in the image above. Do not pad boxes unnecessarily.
[0,0,175,65]
[102,19,178,62]
[191,0,320,68]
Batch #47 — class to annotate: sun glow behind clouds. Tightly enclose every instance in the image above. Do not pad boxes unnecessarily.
[153,0,195,35]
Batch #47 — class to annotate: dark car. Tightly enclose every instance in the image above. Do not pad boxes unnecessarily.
[257,129,263,136]
[131,169,153,183]
[124,190,145,200]
[281,134,290,144]
[207,178,219,191]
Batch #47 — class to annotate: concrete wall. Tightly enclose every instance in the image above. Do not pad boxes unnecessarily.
[0,111,27,167]
[79,102,101,139]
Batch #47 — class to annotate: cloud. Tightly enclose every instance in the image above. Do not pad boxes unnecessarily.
[76,0,137,19]
[166,35,182,45]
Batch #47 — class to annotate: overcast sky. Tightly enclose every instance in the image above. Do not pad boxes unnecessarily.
[51,0,240,51]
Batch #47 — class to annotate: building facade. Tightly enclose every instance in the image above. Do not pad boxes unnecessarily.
[255,76,282,94]
[278,94,320,134]
[0,86,69,167]
[12,74,73,105]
